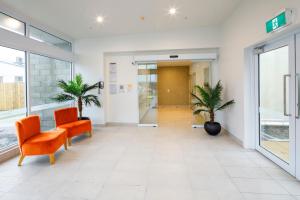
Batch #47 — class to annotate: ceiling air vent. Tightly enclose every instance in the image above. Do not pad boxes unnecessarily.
[169,55,179,59]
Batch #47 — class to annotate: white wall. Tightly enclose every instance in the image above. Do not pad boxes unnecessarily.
[74,27,221,124]
[104,55,138,123]
[220,0,300,147]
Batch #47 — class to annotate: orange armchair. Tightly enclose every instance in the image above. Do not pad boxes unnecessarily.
[15,115,67,166]
[54,107,92,146]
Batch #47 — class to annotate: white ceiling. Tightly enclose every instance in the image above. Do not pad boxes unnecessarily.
[1,0,241,39]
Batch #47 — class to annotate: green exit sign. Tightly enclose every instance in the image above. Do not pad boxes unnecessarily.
[266,9,292,33]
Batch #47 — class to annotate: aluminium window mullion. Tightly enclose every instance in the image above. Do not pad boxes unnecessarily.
[26,51,31,116]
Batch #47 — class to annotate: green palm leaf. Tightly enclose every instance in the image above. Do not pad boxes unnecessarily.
[82,83,99,94]
[82,94,101,107]
[191,80,234,122]
[216,100,235,111]
[53,73,101,118]
[52,94,75,102]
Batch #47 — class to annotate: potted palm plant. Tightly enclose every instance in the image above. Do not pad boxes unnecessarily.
[191,81,234,136]
[52,74,101,119]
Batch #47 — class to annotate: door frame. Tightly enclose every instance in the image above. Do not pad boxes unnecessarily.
[295,33,300,179]
[254,35,296,176]
[137,63,158,127]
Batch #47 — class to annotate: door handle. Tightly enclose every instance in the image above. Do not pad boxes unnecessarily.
[284,74,291,116]
[296,73,299,118]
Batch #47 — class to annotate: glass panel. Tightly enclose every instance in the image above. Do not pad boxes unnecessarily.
[29,53,72,107]
[0,45,26,151]
[31,106,69,131]
[29,26,72,52]
[190,62,211,126]
[259,46,289,162]
[138,64,157,124]
[0,12,25,35]
[29,53,72,130]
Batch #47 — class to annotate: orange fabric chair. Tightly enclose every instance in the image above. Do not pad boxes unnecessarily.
[54,107,92,146]
[15,115,67,166]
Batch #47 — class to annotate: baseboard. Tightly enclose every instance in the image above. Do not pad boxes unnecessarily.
[93,124,107,127]
[192,124,204,128]
[105,122,138,126]
[221,127,243,147]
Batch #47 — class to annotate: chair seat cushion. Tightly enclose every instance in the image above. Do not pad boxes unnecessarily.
[57,120,91,138]
[22,129,66,155]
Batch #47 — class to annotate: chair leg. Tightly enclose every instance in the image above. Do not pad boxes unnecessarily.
[88,131,92,137]
[64,142,68,150]
[68,138,72,146]
[18,155,25,166]
[49,154,55,165]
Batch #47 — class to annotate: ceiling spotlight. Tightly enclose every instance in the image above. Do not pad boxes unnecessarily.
[96,16,104,23]
[169,7,177,15]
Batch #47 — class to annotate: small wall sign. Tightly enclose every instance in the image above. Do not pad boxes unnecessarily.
[266,9,293,33]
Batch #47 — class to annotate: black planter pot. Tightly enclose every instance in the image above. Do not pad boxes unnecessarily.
[204,121,221,136]
[78,116,90,120]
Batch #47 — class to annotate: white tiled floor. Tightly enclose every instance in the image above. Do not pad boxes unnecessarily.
[0,107,300,200]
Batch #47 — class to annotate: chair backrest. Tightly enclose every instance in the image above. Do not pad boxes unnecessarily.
[54,107,78,126]
[15,115,41,146]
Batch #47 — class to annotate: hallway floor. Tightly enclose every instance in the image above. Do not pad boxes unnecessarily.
[0,108,300,200]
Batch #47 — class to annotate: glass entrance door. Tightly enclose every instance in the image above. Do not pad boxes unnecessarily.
[257,36,296,175]
[138,63,158,126]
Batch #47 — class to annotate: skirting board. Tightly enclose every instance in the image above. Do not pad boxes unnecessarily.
[105,122,138,127]
[191,124,243,147]
[138,124,158,127]
[222,127,243,146]
[192,124,204,128]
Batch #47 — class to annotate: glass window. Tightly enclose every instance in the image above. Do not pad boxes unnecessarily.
[0,12,25,35]
[29,53,72,130]
[29,26,72,52]
[29,53,72,107]
[0,45,26,151]
[31,105,69,131]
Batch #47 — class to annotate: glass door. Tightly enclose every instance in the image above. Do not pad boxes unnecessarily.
[257,36,296,175]
[190,62,212,127]
[138,63,158,126]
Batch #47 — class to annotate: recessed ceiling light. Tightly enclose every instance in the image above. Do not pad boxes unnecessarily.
[169,7,177,15]
[96,16,104,23]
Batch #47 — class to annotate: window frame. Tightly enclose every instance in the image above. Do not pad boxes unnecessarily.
[0,11,26,36]
[0,7,74,157]
[29,25,72,52]
[28,52,74,112]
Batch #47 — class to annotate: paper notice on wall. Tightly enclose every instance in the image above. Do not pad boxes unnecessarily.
[109,63,117,82]
[127,84,133,93]
[109,84,117,95]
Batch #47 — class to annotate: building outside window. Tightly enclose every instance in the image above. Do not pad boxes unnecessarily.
[0,45,26,152]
